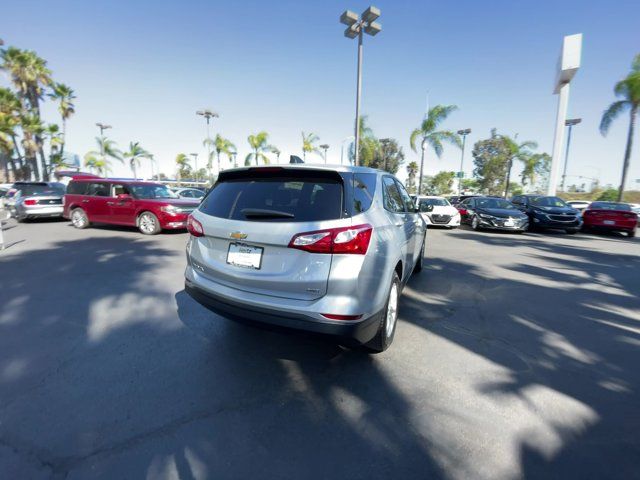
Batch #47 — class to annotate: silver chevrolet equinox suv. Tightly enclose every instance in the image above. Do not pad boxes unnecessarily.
[184,165,426,352]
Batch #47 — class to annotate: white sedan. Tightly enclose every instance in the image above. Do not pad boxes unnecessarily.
[416,195,461,228]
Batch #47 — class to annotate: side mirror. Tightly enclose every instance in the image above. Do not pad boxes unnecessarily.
[425,204,434,212]
[117,193,132,201]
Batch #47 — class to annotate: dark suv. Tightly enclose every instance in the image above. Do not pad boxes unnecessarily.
[63,178,201,234]
[511,194,582,233]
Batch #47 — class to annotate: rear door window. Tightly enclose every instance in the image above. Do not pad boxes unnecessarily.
[200,169,345,222]
[394,180,414,212]
[382,177,404,214]
[87,182,110,197]
[351,173,377,215]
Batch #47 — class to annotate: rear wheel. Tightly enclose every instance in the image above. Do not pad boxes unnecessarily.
[364,271,400,353]
[71,208,89,229]
[138,211,161,235]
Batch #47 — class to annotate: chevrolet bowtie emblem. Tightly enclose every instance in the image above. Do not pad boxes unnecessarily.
[230,232,248,240]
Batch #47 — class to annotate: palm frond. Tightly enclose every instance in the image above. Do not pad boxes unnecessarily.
[409,128,422,152]
[600,100,630,135]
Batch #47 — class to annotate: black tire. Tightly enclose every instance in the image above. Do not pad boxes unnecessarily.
[413,238,425,273]
[565,228,579,234]
[628,229,636,238]
[138,211,161,235]
[364,271,401,354]
[70,208,90,229]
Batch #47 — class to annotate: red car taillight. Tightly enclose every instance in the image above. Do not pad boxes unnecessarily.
[187,215,204,237]
[24,199,38,205]
[288,224,373,255]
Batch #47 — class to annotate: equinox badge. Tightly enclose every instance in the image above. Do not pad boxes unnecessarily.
[230,232,248,240]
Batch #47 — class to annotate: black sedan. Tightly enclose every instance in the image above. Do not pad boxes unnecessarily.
[457,196,528,232]
[511,195,582,233]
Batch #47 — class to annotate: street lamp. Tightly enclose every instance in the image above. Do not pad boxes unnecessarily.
[548,34,582,195]
[341,136,355,165]
[196,109,219,178]
[320,144,330,163]
[457,129,471,195]
[560,118,581,192]
[190,153,199,183]
[340,6,381,167]
[95,123,112,165]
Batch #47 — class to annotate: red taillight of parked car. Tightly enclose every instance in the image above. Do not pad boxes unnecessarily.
[23,199,38,206]
[288,224,373,255]
[187,215,204,237]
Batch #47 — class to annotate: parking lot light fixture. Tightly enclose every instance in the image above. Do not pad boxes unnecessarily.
[196,109,219,179]
[456,128,471,195]
[561,118,581,192]
[340,6,382,167]
[320,144,330,163]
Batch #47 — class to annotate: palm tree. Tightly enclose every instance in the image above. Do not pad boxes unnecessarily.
[349,116,376,165]
[84,152,109,176]
[123,141,152,179]
[410,105,461,194]
[214,134,236,172]
[175,153,191,181]
[520,153,550,191]
[301,131,321,161]
[48,83,75,158]
[406,161,419,194]
[600,53,640,201]
[1,47,52,179]
[0,87,24,177]
[246,131,272,165]
[500,135,537,197]
[85,137,122,175]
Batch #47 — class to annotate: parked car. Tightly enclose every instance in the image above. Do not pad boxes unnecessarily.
[171,187,206,200]
[566,200,591,212]
[184,165,426,353]
[449,194,479,207]
[416,195,460,228]
[64,178,201,234]
[582,201,637,237]
[458,196,528,232]
[511,194,582,233]
[6,182,66,221]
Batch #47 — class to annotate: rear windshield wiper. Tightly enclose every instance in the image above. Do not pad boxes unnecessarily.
[241,208,295,219]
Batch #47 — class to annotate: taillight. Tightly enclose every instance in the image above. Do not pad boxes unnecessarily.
[321,313,363,321]
[288,224,372,255]
[24,199,38,206]
[187,215,204,237]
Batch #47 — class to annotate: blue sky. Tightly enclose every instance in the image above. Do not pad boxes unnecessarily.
[2,0,639,188]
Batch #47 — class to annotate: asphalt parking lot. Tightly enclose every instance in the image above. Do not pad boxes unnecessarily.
[0,218,639,480]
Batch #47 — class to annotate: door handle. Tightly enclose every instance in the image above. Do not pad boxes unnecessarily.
[394,221,404,227]
[82,199,89,203]
[106,201,114,205]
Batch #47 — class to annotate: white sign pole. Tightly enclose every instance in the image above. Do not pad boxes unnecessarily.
[548,33,582,196]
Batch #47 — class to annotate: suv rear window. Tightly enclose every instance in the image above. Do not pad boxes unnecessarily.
[200,170,344,222]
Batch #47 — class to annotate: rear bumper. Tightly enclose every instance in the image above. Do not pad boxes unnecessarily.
[584,221,636,232]
[19,205,64,217]
[185,280,382,345]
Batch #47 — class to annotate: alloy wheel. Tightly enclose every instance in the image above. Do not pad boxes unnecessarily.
[71,210,85,228]
[139,214,156,234]
[385,282,399,339]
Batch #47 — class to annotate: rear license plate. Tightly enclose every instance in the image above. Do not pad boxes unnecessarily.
[503,220,514,227]
[227,243,263,270]
[603,220,615,225]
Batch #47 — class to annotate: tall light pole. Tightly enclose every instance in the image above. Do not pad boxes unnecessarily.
[190,153,199,183]
[548,34,582,196]
[95,123,112,166]
[196,109,219,180]
[340,6,381,167]
[341,136,354,165]
[320,144,330,163]
[457,128,471,195]
[560,118,581,192]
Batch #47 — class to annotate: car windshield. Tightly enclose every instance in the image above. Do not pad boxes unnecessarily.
[419,198,449,211]
[19,184,65,196]
[476,198,516,210]
[130,184,179,199]
[590,202,631,211]
[530,196,568,207]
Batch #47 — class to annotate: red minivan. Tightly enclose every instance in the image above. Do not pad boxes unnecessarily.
[63,178,202,234]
